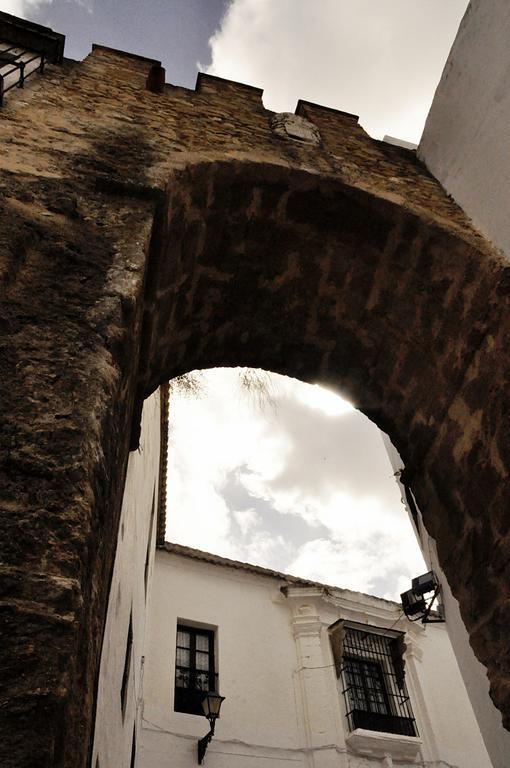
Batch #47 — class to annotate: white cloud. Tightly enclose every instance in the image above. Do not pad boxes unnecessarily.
[286,534,421,600]
[166,368,426,600]
[206,0,469,142]
[240,473,425,598]
[292,382,353,417]
[166,456,233,557]
[287,538,376,593]
[167,368,289,558]
[233,508,260,536]
[0,0,92,19]
[236,530,292,571]
[0,0,38,16]
[0,0,52,19]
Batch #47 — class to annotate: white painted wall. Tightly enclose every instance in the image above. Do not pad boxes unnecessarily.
[140,547,491,768]
[382,433,510,768]
[92,388,162,768]
[140,552,304,768]
[419,0,510,259]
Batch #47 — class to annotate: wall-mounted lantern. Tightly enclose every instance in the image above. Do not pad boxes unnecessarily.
[197,691,225,764]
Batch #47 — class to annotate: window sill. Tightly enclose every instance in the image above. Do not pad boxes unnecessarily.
[346,728,422,761]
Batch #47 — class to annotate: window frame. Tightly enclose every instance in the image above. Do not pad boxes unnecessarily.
[174,623,217,716]
[332,622,418,738]
[343,655,392,717]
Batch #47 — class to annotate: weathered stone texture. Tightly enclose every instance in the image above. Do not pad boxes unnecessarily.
[0,41,509,767]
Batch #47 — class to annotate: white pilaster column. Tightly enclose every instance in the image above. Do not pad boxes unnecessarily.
[403,628,439,764]
[290,599,347,768]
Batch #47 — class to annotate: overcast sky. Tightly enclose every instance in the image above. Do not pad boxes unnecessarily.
[168,369,426,600]
[3,1,469,597]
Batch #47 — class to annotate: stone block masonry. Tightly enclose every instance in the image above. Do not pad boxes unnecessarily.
[0,22,509,768]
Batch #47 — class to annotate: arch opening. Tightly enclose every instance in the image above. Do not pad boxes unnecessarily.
[135,158,510,726]
[164,365,427,602]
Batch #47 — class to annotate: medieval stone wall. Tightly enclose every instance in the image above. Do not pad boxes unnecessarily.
[0,41,509,768]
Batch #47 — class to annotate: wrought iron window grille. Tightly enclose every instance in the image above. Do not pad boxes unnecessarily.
[339,626,418,738]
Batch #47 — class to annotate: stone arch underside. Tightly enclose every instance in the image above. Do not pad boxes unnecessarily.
[1,148,509,768]
[138,159,510,729]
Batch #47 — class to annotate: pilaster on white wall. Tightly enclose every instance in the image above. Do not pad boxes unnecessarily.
[288,593,348,768]
[92,389,162,768]
[419,0,510,260]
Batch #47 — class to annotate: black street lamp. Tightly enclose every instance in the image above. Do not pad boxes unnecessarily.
[197,691,225,764]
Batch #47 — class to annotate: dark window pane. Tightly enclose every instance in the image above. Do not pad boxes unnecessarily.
[345,659,367,711]
[195,672,209,690]
[176,669,190,688]
[176,648,190,667]
[196,634,209,652]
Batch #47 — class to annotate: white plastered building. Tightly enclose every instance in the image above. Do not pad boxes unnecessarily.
[138,541,492,768]
[90,388,495,768]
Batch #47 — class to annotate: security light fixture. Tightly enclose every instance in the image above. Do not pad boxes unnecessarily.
[401,571,444,624]
[197,691,225,764]
[401,588,426,618]
[412,571,437,595]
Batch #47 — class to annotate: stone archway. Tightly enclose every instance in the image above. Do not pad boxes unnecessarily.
[1,63,509,766]
[138,158,510,707]
[139,162,510,744]
[136,158,510,733]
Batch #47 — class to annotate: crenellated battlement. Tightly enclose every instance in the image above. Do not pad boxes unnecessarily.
[0,33,477,244]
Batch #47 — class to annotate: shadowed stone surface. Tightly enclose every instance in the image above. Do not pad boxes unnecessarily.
[0,42,509,768]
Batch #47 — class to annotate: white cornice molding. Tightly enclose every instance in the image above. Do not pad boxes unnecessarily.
[284,584,429,653]
[285,586,324,601]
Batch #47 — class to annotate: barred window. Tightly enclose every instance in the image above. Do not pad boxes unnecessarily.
[330,622,418,737]
[174,624,218,715]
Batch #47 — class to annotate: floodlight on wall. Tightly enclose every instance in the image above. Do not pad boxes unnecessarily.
[412,571,437,595]
[197,691,225,764]
[400,571,444,624]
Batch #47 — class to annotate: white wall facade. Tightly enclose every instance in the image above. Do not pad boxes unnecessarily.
[382,434,510,768]
[92,388,162,768]
[419,0,510,259]
[140,547,491,768]
[416,3,510,761]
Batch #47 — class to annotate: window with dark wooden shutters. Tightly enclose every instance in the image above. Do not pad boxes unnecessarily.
[174,624,218,716]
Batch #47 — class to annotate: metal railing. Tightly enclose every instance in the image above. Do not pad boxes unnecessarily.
[174,671,219,716]
[0,44,44,106]
[340,626,418,737]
